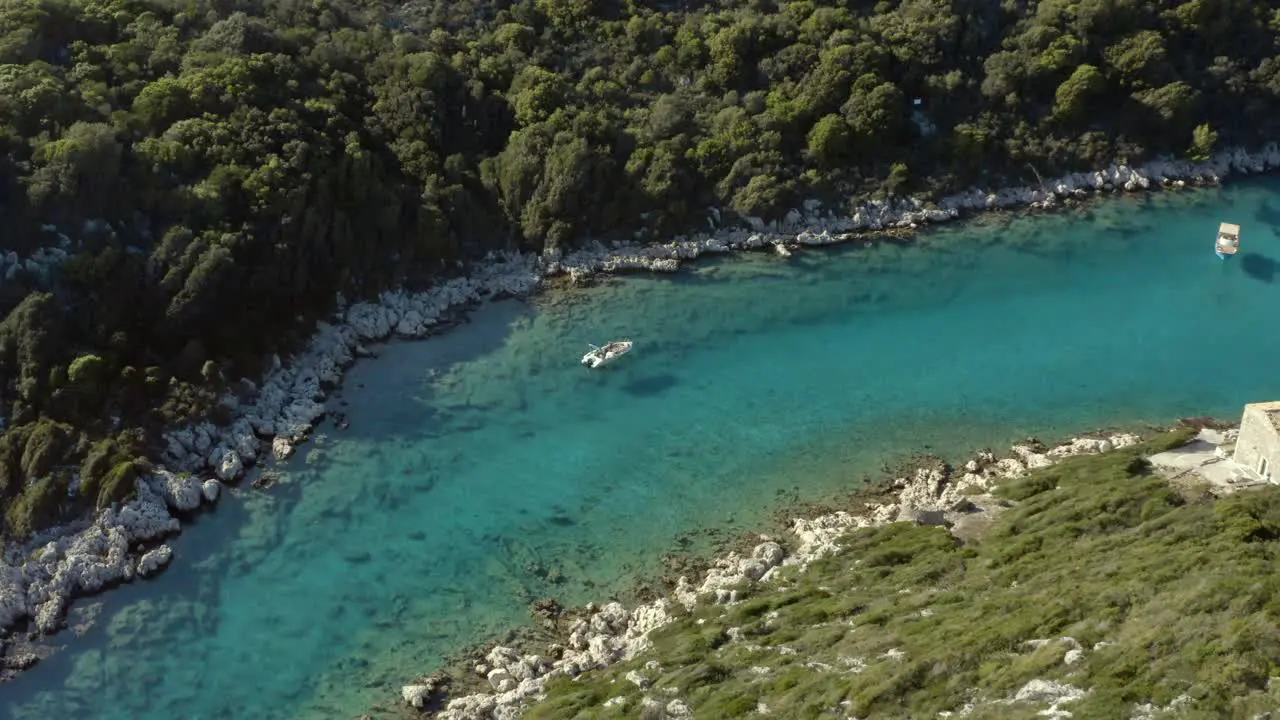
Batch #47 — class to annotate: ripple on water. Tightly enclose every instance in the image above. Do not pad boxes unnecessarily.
[5,180,1280,720]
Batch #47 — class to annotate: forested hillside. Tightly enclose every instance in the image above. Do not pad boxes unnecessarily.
[2,0,1279,537]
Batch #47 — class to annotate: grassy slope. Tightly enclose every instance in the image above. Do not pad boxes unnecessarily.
[522,431,1280,719]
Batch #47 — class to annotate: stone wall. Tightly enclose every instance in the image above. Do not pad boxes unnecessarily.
[1231,402,1280,482]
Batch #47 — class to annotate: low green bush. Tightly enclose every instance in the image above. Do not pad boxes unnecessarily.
[526,432,1280,718]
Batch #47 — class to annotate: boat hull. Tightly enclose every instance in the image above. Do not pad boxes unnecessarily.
[581,340,633,368]
[1215,222,1240,259]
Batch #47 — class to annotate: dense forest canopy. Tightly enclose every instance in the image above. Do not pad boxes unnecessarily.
[2,0,1280,538]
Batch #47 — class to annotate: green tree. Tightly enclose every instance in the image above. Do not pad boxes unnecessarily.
[1103,30,1169,88]
[508,66,571,128]
[886,162,911,195]
[1053,64,1107,122]
[0,0,1277,541]
[1188,123,1219,161]
[731,173,788,219]
[25,122,124,219]
[806,114,851,167]
[535,0,596,32]
[1133,82,1200,125]
[0,293,64,418]
[841,76,906,151]
[67,354,106,392]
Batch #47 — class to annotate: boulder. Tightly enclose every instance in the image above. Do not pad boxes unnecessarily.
[201,479,222,503]
[137,545,173,577]
[149,471,204,512]
[272,436,294,460]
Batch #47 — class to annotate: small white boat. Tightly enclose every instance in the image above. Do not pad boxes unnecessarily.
[582,340,633,368]
[1216,222,1240,259]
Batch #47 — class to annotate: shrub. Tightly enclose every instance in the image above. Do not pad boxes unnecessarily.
[526,432,1280,718]
[4,475,68,538]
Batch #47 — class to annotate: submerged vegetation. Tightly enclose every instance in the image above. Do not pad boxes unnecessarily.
[4,0,1280,537]
[522,432,1280,718]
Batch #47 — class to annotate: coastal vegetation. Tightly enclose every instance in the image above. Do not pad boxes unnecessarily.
[518,431,1280,718]
[3,0,1280,538]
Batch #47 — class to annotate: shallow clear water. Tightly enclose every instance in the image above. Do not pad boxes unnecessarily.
[6,183,1280,719]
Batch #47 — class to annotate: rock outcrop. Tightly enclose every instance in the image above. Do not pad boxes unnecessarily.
[136,545,174,578]
[6,476,206,633]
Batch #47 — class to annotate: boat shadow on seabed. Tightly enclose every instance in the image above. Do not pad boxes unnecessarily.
[1239,253,1277,284]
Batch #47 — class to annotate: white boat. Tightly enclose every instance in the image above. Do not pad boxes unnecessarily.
[1216,222,1240,259]
[582,340,633,368]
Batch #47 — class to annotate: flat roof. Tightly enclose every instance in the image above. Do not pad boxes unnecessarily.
[1220,222,1241,235]
[1244,401,1280,433]
[1243,401,1280,410]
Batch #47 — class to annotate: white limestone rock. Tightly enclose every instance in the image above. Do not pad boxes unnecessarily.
[0,562,28,630]
[275,398,325,439]
[786,511,880,568]
[627,600,672,647]
[487,667,516,693]
[991,458,1027,478]
[625,669,651,689]
[137,545,173,577]
[1011,445,1054,469]
[485,646,521,670]
[272,436,295,460]
[664,699,693,719]
[1047,437,1113,457]
[213,449,243,482]
[108,487,181,542]
[347,302,396,340]
[22,524,136,632]
[201,479,222,503]
[438,694,499,719]
[1109,432,1141,448]
[149,470,204,512]
[227,419,260,461]
[401,684,433,709]
[753,540,785,566]
[1012,679,1088,706]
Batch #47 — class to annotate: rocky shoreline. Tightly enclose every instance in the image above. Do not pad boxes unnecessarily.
[1,143,1277,674]
[394,428,1195,718]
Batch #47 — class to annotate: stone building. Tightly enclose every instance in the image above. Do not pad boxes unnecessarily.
[1232,401,1280,483]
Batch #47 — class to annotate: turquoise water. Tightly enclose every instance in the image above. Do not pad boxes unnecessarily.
[6,182,1280,719]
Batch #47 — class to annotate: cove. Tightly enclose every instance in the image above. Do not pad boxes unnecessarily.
[5,180,1280,720]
